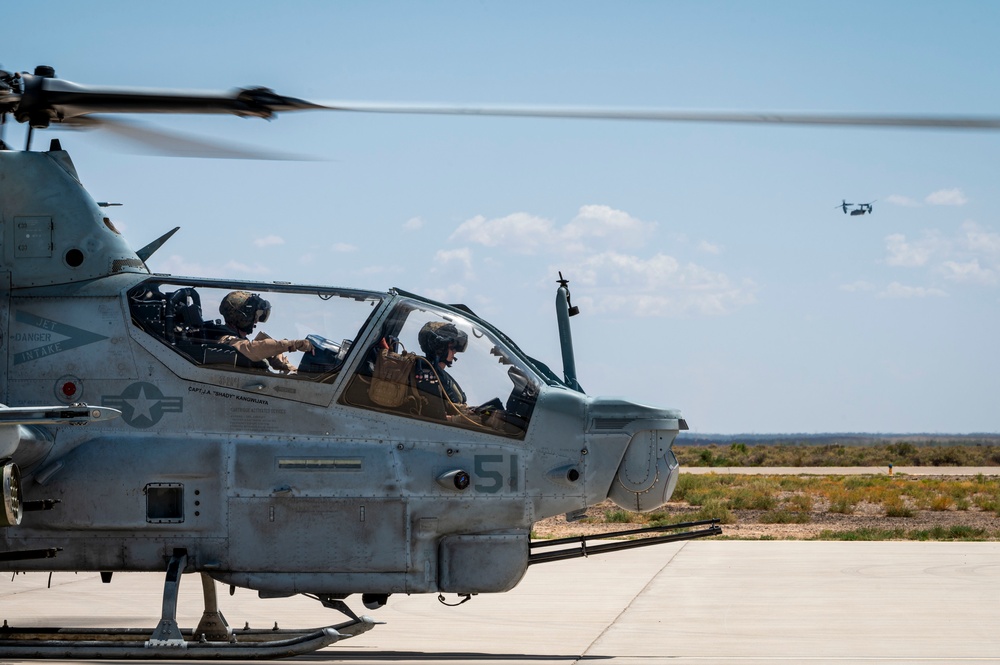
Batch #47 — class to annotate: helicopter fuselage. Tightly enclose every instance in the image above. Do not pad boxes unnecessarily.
[0,147,686,600]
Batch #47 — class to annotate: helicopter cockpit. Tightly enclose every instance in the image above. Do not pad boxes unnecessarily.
[127,278,383,381]
[126,280,544,438]
[340,297,542,439]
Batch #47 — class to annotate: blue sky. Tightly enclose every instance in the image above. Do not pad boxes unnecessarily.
[7,1,999,434]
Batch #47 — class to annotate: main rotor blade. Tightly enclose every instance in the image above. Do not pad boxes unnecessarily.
[64,116,320,160]
[11,70,1000,135]
[16,72,327,125]
[318,102,1000,130]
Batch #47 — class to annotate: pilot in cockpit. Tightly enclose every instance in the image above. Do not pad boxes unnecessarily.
[218,291,313,373]
[415,321,468,415]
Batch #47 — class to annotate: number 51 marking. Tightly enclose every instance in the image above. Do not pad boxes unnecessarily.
[473,454,519,493]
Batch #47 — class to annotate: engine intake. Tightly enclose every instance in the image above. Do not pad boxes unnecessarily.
[1,461,23,527]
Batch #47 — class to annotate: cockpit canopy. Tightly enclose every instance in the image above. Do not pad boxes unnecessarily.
[128,280,548,439]
[127,279,382,377]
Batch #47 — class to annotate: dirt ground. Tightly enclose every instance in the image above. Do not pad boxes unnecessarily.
[532,498,1000,541]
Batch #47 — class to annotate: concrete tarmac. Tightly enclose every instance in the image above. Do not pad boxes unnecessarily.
[2,541,999,664]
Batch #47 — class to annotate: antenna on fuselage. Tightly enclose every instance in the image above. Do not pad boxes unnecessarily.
[136,227,181,262]
[556,272,582,392]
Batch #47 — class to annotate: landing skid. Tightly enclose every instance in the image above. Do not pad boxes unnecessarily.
[0,625,354,659]
[0,550,378,659]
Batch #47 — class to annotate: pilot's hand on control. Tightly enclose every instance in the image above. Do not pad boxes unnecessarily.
[289,338,313,353]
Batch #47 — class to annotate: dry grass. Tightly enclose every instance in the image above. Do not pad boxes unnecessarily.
[532,472,1000,541]
[675,441,1000,468]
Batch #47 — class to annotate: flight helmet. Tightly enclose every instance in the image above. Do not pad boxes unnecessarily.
[418,321,468,366]
[220,291,271,334]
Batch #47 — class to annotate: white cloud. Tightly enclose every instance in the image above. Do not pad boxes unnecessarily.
[886,194,919,207]
[561,205,656,250]
[877,282,947,299]
[148,254,214,277]
[884,190,968,208]
[332,242,358,252]
[253,235,285,248]
[450,205,654,255]
[358,264,404,277]
[940,259,997,285]
[403,217,424,231]
[448,205,753,318]
[432,247,475,280]
[840,280,876,292]
[925,188,967,206]
[419,248,476,300]
[222,260,271,276]
[961,221,1000,254]
[698,240,721,255]
[559,251,756,317]
[884,233,935,267]
[149,256,271,278]
[423,284,469,303]
[450,212,554,253]
[878,222,1000,292]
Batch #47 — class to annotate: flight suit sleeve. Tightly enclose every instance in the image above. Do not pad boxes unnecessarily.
[221,332,312,363]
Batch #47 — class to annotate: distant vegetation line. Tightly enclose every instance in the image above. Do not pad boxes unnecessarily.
[678,433,1000,446]
[674,441,1000,467]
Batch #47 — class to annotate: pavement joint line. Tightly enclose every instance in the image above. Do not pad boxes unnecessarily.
[577,541,691,663]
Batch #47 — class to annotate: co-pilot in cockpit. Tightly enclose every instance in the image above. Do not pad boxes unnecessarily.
[340,299,541,439]
[415,321,468,415]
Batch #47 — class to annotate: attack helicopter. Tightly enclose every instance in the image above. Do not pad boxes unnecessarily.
[1,66,998,658]
[838,199,875,215]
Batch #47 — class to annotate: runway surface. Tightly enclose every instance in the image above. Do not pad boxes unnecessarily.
[1,541,999,664]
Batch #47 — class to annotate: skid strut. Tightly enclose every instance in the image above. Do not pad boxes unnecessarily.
[146,549,187,647]
[0,550,378,659]
[194,571,232,641]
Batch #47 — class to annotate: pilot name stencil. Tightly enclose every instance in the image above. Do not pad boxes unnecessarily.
[187,386,280,430]
[188,385,271,405]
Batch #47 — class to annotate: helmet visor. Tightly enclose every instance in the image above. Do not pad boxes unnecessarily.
[451,328,469,353]
[253,297,271,324]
